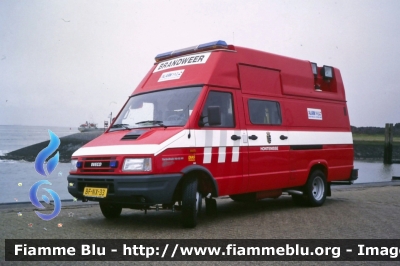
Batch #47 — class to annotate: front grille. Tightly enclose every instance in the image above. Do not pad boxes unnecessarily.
[79,157,117,173]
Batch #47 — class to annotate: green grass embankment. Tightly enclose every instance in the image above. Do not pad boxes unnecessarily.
[352,133,400,144]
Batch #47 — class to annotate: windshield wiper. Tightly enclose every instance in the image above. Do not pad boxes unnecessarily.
[135,120,166,127]
[110,123,132,130]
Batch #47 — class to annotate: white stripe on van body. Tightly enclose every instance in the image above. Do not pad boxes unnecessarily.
[218,147,226,163]
[287,131,353,145]
[203,147,212,163]
[245,130,353,146]
[72,129,191,157]
[72,130,353,160]
[72,144,159,157]
[232,147,240,162]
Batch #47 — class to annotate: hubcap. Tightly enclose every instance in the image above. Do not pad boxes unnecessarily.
[312,176,324,201]
[195,192,200,212]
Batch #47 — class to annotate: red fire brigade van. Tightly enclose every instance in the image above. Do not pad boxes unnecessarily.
[68,40,358,228]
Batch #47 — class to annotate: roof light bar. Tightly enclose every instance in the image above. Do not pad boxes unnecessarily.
[155,40,228,62]
[320,65,334,80]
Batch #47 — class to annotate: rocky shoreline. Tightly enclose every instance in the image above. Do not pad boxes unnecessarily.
[0,131,103,163]
[353,142,400,162]
[1,131,399,163]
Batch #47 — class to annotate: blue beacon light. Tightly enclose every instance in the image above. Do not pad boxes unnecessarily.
[155,40,229,62]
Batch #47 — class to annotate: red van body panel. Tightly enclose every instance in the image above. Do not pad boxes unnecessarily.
[68,42,355,208]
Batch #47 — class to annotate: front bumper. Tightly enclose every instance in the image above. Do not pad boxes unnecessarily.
[67,173,182,205]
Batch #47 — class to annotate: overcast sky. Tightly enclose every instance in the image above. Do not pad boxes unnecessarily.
[1,0,399,128]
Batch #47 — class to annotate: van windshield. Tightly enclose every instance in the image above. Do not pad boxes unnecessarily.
[110,86,202,130]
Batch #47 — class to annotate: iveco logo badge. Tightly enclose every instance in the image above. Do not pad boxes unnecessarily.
[91,162,102,167]
[266,132,271,144]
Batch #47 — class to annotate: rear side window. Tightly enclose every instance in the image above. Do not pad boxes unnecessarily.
[248,99,282,125]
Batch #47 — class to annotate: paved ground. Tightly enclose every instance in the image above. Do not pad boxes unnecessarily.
[1,182,400,265]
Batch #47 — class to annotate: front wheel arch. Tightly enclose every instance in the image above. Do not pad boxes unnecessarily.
[176,165,219,200]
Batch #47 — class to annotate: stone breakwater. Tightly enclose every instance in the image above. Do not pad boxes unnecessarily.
[353,142,400,161]
[0,131,103,163]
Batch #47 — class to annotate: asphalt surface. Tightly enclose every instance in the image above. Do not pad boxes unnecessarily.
[1,182,400,265]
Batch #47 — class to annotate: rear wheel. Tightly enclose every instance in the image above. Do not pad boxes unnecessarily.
[305,170,327,207]
[181,177,202,228]
[99,202,122,219]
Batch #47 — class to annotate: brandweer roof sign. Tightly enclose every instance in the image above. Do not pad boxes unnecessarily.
[153,52,211,72]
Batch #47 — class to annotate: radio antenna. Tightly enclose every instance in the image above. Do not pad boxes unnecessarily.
[188,105,191,139]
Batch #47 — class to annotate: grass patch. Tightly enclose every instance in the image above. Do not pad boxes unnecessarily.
[352,133,400,143]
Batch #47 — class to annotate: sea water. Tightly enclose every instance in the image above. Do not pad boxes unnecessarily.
[0,125,79,203]
[0,160,72,203]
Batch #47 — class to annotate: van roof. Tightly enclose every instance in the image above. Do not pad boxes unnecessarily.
[133,43,346,102]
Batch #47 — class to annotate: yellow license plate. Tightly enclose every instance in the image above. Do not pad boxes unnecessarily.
[83,187,108,198]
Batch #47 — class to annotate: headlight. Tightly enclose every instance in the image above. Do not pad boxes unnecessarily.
[123,158,152,172]
[70,159,78,171]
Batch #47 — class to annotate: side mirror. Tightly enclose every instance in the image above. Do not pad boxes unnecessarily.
[207,106,221,126]
[198,106,222,127]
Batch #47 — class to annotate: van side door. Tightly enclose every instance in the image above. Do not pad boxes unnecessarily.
[242,95,290,192]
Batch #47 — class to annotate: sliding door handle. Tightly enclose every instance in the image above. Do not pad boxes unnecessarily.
[248,135,258,140]
[231,135,241,141]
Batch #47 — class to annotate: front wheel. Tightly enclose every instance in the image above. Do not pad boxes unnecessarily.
[181,177,202,228]
[99,202,122,219]
[305,170,327,207]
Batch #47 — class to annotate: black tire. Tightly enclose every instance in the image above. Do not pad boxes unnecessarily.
[181,177,202,228]
[99,202,122,219]
[305,170,327,207]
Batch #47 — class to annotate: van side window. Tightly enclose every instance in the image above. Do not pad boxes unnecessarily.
[248,99,282,125]
[201,91,235,127]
